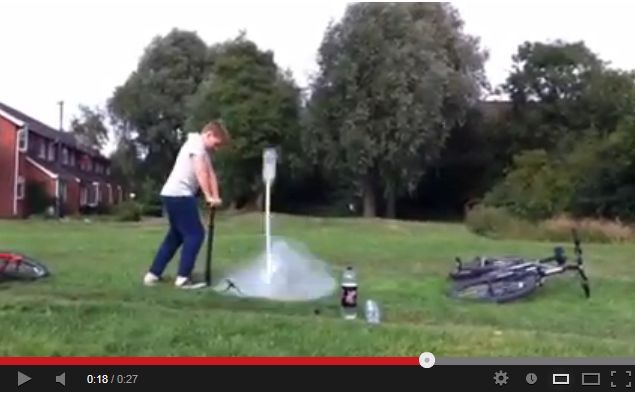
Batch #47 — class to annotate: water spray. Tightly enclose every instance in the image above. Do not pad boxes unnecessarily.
[213,147,336,301]
[262,147,277,283]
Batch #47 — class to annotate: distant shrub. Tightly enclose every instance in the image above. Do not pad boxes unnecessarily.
[141,203,164,217]
[465,204,538,239]
[96,203,112,215]
[483,149,574,220]
[466,204,635,243]
[543,215,635,243]
[114,201,142,222]
[25,181,56,216]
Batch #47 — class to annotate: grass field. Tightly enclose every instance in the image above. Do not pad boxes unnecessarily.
[1,212,635,356]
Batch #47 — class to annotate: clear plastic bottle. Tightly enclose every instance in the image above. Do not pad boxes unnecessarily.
[341,266,358,320]
[365,299,380,324]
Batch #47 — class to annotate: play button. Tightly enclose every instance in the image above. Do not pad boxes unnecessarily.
[17,371,31,387]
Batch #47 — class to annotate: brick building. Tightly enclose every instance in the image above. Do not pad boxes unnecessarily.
[0,101,124,218]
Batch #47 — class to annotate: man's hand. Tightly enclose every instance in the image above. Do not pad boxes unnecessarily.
[206,196,222,207]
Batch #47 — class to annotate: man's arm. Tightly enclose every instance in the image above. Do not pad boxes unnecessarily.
[207,159,220,200]
[193,155,215,201]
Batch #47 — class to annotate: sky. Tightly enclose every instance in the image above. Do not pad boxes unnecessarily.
[2,0,635,154]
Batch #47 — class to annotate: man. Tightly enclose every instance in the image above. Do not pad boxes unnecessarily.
[143,120,229,288]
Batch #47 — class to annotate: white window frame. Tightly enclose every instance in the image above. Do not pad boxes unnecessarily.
[107,184,113,204]
[16,176,25,200]
[38,140,46,159]
[91,181,100,206]
[80,186,88,206]
[48,142,55,161]
[18,126,28,152]
[62,147,69,165]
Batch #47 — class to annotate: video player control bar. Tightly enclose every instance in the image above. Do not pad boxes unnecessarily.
[0,365,632,391]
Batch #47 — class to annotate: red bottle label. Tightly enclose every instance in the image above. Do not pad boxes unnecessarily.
[341,286,357,307]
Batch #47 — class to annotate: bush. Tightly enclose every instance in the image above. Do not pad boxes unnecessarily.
[141,203,164,217]
[543,215,635,243]
[484,149,574,220]
[465,204,538,239]
[114,201,142,222]
[96,203,112,215]
[465,204,635,243]
[25,181,56,216]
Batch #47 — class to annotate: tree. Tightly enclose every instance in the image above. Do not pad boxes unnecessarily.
[483,40,635,221]
[108,138,141,192]
[107,28,212,195]
[502,40,635,151]
[305,2,488,217]
[69,105,109,151]
[185,33,303,209]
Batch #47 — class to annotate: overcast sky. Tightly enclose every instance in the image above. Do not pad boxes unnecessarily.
[2,0,635,153]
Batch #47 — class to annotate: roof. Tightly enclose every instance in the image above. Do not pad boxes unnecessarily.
[29,156,114,183]
[0,107,25,127]
[0,101,105,159]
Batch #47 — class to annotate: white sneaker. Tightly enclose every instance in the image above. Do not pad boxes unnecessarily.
[143,272,160,286]
[175,275,207,289]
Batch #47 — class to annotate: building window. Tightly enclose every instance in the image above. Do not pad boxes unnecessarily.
[38,140,46,159]
[81,156,93,172]
[106,167,111,176]
[62,147,69,165]
[18,126,28,152]
[48,143,55,161]
[16,176,25,200]
[70,153,76,167]
[108,185,113,204]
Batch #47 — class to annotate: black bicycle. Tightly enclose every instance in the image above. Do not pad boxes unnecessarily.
[449,246,566,281]
[448,230,590,303]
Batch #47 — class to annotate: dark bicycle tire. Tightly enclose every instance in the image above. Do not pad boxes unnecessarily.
[449,272,540,303]
[0,252,50,281]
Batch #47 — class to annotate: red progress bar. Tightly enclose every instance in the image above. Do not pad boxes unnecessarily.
[0,356,419,366]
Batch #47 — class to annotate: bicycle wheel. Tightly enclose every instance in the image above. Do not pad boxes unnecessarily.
[450,272,539,303]
[0,253,50,281]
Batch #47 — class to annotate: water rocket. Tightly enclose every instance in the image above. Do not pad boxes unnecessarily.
[262,148,277,184]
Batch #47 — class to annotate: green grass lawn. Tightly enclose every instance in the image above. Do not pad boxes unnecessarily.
[1,212,634,356]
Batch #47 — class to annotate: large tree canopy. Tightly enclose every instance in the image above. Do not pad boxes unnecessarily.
[107,28,211,189]
[484,40,635,220]
[305,2,488,217]
[502,40,635,151]
[69,105,109,151]
[185,33,302,208]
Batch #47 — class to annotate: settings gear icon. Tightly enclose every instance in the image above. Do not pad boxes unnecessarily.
[493,370,509,386]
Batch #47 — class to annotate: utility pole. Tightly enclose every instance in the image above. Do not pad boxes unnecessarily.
[58,101,64,131]
[56,100,64,218]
